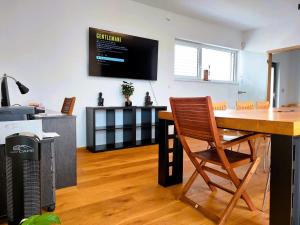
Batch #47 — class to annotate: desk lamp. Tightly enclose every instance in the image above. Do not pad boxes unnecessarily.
[1,74,29,107]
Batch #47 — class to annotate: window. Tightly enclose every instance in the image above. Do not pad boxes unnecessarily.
[174,40,237,82]
[174,44,198,77]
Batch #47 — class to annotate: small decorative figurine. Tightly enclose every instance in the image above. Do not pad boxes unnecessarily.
[98,92,104,106]
[121,81,134,107]
[144,91,153,106]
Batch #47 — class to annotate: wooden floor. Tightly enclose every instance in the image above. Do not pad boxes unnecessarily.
[1,139,270,225]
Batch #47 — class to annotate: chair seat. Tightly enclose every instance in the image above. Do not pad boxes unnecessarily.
[193,149,251,168]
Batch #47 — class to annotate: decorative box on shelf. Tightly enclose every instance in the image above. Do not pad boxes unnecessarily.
[86,106,167,152]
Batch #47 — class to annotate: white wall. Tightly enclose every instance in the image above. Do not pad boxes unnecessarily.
[243,20,300,52]
[241,19,300,106]
[0,0,242,147]
[273,50,300,106]
[237,51,268,101]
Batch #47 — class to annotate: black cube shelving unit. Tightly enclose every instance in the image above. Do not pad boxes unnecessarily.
[86,106,167,152]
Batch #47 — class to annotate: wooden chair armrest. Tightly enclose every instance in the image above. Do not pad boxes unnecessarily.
[222,133,265,149]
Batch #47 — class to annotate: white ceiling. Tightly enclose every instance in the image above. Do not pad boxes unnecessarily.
[132,0,300,31]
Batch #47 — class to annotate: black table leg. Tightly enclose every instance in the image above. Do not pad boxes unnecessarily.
[270,135,300,225]
[158,119,183,187]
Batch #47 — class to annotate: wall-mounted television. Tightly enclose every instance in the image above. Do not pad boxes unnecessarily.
[89,27,158,80]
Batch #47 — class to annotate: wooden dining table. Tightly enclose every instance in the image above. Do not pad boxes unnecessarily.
[158,108,300,225]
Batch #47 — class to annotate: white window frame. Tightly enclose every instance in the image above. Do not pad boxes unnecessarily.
[174,39,238,83]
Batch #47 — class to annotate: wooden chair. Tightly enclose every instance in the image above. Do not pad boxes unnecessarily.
[213,102,234,141]
[170,97,261,225]
[256,101,270,109]
[236,101,254,110]
[213,101,249,151]
[256,101,271,170]
[213,102,227,110]
[61,97,76,115]
[236,100,269,168]
[236,101,270,210]
[252,101,271,171]
[282,103,300,107]
[255,100,271,210]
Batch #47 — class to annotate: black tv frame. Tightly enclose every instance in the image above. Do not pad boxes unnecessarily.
[88,27,158,81]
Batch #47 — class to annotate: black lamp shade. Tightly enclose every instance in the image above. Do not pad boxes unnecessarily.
[16,81,29,94]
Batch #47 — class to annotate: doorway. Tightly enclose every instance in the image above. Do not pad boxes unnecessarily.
[270,62,279,107]
[267,45,300,106]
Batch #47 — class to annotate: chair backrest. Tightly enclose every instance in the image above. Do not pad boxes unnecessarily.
[236,101,254,110]
[256,101,270,109]
[213,101,227,110]
[61,97,76,115]
[169,97,221,147]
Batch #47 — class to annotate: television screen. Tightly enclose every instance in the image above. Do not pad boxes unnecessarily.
[89,27,158,80]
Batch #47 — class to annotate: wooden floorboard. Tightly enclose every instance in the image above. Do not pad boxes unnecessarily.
[0,139,270,225]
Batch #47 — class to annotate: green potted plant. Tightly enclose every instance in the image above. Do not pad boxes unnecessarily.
[121,81,134,106]
[20,213,61,225]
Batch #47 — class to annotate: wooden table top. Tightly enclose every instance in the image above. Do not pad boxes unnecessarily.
[159,108,300,136]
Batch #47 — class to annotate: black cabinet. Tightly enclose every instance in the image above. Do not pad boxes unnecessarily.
[86,106,167,152]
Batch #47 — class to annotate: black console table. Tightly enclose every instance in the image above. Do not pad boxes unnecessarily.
[86,106,167,152]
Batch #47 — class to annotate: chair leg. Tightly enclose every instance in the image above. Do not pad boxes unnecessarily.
[224,160,259,212]
[218,158,261,225]
[236,144,241,152]
[261,137,271,210]
[179,166,220,224]
[248,139,257,161]
[266,138,271,156]
[180,161,216,199]
[248,139,260,175]
[264,138,271,173]
[180,195,220,224]
[233,140,259,211]
[197,161,217,192]
[255,138,261,157]
[262,170,271,211]
[180,169,198,198]
[263,144,267,172]
[180,159,260,225]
